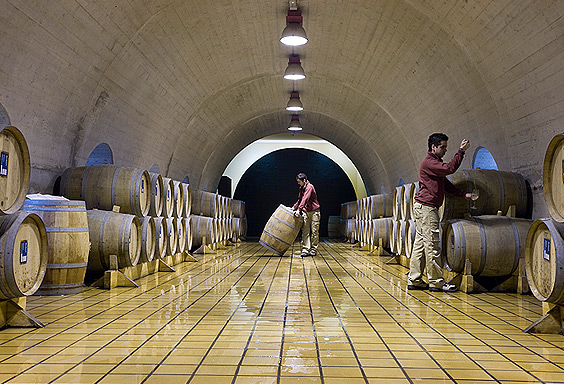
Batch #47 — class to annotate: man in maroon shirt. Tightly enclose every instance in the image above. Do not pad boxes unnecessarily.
[408,133,473,292]
[292,173,321,256]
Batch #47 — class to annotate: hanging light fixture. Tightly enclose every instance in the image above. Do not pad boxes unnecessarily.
[280,9,308,46]
[288,114,302,131]
[286,92,303,111]
[284,56,305,80]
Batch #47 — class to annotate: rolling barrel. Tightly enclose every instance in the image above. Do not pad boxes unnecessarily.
[86,210,141,272]
[526,219,564,304]
[61,165,151,217]
[439,169,529,221]
[0,126,31,215]
[543,134,564,222]
[23,198,89,295]
[0,212,47,299]
[443,215,532,276]
[259,205,303,256]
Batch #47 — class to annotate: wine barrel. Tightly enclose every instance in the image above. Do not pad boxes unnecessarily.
[389,219,399,254]
[148,173,163,217]
[371,217,392,249]
[396,220,407,255]
[443,215,532,276]
[184,217,193,251]
[164,217,178,255]
[543,134,564,222]
[259,205,303,256]
[153,217,167,259]
[345,218,356,240]
[0,212,47,299]
[160,177,175,218]
[139,216,156,263]
[401,183,418,221]
[0,126,31,215]
[340,201,356,220]
[61,165,150,217]
[404,219,417,258]
[368,194,393,219]
[191,215,217,247]
[439,169,529,221]
[23,197,89,295]
[182,183,192,218]
[86,210,141,272]
[171,180,184,219]
[392,186,403,220]
[328,216,341,238]
[233,200,246,218]
[526,219,564,304]
[176,217,186,253]
[408,182,420,220]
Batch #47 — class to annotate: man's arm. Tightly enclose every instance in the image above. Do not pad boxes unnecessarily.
[426,149,465,176]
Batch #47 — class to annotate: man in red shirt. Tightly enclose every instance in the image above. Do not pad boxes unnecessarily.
[292,173,321,256]
[408,133,473,292]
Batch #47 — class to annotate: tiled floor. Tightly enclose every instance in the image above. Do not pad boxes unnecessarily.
[1,241,563,383]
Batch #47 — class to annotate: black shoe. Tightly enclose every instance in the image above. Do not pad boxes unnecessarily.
[429,283,458,292]
[407,283,429,290]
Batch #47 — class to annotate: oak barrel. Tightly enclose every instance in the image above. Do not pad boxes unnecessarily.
[172,180,184,219]
[148,173,163,217]
[184,217,193,251]
[139,216,156,263]
[86,210,141,272]
[371,217,392,249]
[23,197,89,295]
[191,215,217,248]
[404,219,417,258]
[161,177,175,218]
[176,217,186,253]
[153,217,167,259]
[400,183,416,221]
[328,216,341,238]
[392,186,403,220]
[165,217,178,255]
[543,134,564,222]
[182,183,192,218]
[61,165,151,217]
[259,205,303,256]
[443,215,532,276]
[0,126,31,215]
[439,169,529,221]
[233,200,246,218]
[368,194,393,219]
[525,219,564,304]
[0,212,47,299]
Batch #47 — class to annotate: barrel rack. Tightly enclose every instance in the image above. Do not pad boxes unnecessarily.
[91,252,198,290]
[524,303,564,334]
[0,297,43,329]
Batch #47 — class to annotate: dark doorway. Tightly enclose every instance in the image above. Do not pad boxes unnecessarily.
[234,148,358,238]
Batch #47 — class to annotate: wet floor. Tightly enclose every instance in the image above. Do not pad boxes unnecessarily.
[1,241,563,383]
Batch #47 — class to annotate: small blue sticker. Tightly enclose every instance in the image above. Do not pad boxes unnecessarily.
[544,238,551,261]
[20,240,27,264]
[141,179,145,193]
[0,152,9,177]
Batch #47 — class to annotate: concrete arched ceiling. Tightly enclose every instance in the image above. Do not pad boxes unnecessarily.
[1,0,562,217]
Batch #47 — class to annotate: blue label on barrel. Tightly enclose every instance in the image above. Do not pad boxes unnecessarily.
[0,152,8,177]
[20,240,27,264]
[141,179,145,193]
[544,238,551,261]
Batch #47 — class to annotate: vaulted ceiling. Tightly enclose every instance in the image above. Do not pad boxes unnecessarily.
[1,0,562,215]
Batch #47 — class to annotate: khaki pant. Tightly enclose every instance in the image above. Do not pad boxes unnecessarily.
[408,202,445,288]
[301,209,321,253]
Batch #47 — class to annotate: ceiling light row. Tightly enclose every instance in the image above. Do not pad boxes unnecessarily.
[281,2,307,131]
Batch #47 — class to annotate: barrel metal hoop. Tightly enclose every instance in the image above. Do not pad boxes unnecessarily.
[40,282,84,288]
[23,200,86,207]
[111,167,120,208]
[45,227,89,233]
[47,262,89,269]
[495,170,505,212]
[81,166,92,201]
[259,238,283,255]
[474,217,487,276]
[547,220,564,303]
[99,212,109,270]
[508,217,520,275]
[458,220,466,273]
[23,206,85,212]
[118,214,127,265]
[131,168,140,217]
[262,229,291,247]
